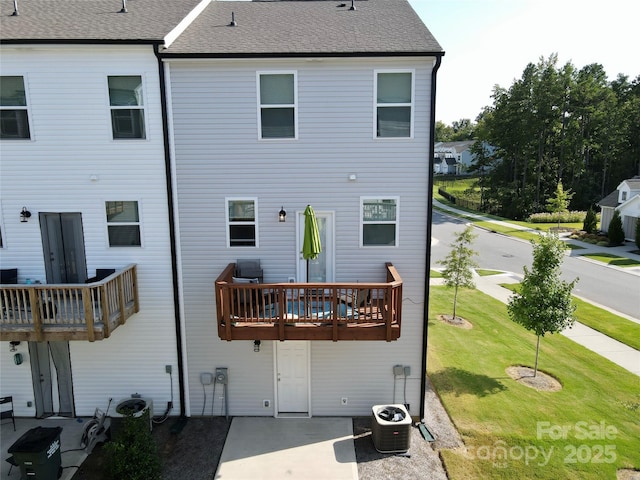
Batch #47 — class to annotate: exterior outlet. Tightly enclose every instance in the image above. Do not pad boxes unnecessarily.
[165,365,172,374]
[341,397,348,405]
[263,399,270,408]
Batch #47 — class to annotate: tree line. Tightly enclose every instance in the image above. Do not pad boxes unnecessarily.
[439,54,640,220]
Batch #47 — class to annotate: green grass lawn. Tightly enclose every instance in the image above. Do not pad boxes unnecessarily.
[500,283,640,350]
[580,253,640,267]
[428,287,640,479]
[476,269,503,276]
[430,269,443,278]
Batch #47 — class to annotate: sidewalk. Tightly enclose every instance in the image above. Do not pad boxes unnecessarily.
[430,273,640,376]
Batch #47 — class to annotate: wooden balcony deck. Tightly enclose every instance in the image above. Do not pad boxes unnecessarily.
[215,263,402,342]
[0,265,139,342]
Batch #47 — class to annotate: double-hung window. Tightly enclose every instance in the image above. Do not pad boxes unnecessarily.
[375,70,413,138]
[0,76,31,140]
[227,199,258,247]
[361,197,399,247]
[258,72,297,139]
[108,76,146,139]
[106,201,141,247]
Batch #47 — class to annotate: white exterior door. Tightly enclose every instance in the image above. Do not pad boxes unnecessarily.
[276,341,309,415]
[297,211,334,282]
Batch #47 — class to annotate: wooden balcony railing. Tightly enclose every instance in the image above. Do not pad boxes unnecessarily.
[215,263,402,342]
[0,265,139,342]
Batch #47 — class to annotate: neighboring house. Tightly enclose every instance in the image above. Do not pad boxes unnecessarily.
[1,0,443,421]
[0,0,206,418]
[434,140,474,174]
[434,140,497,175]
[598,177,640,241]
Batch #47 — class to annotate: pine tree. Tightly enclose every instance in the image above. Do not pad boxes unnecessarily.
[582,207,598,234]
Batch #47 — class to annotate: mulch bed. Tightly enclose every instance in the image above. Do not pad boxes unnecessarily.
[437,314,473,329]
[506,366,562,392]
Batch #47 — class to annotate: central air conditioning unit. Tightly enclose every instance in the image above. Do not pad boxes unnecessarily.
[110,396,153,440]
[371,404,412,453]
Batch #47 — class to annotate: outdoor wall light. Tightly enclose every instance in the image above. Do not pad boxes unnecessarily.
[278,207,287,223]
[20,207,31,223]
[9,341,20,352]
[253,340,261,352]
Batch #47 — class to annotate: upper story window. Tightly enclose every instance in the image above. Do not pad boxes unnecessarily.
[361,197,399,247]
[375,71,413,138]
[106,201,141,247]
[108,76,146,139]
[258,72,297,139]
[0,76,31,140]
[227,198,258,247]
[621,191,627,202]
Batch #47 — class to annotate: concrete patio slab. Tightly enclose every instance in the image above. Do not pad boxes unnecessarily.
[215,417,357,480]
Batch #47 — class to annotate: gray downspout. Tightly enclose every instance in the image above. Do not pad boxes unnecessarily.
[420,54,443,423]
[154,45,187,418]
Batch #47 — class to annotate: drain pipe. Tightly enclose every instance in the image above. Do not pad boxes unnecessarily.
[420,53,443,423]
[154,44,187,419]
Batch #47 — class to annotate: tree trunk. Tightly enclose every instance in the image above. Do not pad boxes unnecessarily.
[534,335,541,377]
[452,284,458,320]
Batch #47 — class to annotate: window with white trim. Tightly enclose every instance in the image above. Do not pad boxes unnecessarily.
[258,72,297,139]
[375,71,413,138]
[106,201,141,247]
[227,199,258,247]
[361,197,398,246]
[108,76,146,139]
[0,76,31,140]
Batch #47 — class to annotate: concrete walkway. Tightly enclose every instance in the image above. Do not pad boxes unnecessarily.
[215,417,357,480]
[432,273,640,376]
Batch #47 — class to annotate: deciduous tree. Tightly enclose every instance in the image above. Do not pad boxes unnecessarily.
[508,233,578,376]
[438,226,478,320]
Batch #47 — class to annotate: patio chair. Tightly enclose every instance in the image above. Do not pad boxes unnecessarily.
[235,259,263,283]
[86,268,116,283]
[0,396,16,431]
[232,277,260,317]
[0,268,18,284]
[5,455,18,475]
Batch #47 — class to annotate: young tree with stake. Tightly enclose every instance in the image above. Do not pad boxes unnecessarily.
[438,226,478,320]
[508,233,578,377]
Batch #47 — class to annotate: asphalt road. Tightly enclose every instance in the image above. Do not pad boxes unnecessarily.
[430,210,640,319]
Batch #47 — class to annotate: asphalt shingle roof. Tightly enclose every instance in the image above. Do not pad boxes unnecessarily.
[162,0,443,56]
[0,0,203,43]
[598,190,620,208]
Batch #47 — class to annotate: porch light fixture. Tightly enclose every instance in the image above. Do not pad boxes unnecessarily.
[253,340,261,352]
[9,341,20,352]
[20,207,31,223]
[278,207,287,223]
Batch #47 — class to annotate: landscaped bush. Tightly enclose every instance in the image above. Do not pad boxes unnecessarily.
[583,207,598,234]
[596,241,609,247]
[608,210,625,246]
[104,410,161,480]
[527,211,587,224]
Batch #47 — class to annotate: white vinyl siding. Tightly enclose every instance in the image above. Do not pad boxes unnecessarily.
[169,57,433,417]
[0,45,178,417]
[257,71,297,139]
[0,75,31,140]
[374,70,414,138]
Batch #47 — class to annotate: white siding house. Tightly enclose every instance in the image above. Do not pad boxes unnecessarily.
[598,177,640,241]
[0,0,208,418]
[1,0,443,422]
[163,0,443,418]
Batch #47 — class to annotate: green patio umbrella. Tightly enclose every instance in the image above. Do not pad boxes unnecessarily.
[302,205,322,282]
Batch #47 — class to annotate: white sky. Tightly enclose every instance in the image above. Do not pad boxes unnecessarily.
[408,0,640,124]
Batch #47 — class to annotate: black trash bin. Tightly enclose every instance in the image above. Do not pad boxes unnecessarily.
[8,426,63,480]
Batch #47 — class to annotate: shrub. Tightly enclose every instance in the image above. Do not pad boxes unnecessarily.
[104,410,161,480]
[596,241,609,247]
[583,207,598,234]
[607,210,625,246]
